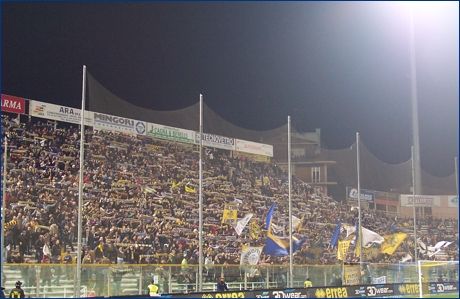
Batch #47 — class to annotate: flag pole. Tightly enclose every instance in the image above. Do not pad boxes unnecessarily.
[76,65,86,298]
[288,116,293,287]
[1,136,8,284]
[411,146,418,263]
[357,133,363,270]
[198,95,203,292]
[455,157,459,238]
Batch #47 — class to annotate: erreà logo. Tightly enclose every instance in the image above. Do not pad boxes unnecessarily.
[315,289,326,298]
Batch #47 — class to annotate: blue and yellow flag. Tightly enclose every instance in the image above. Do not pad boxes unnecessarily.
[264,203,306,257]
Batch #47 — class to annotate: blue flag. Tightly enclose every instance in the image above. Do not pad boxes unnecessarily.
[330,216,342,248]
[264,203,306,257]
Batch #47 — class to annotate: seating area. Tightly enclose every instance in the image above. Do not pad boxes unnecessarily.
[2,112,458,296]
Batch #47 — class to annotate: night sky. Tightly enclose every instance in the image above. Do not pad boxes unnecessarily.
[2,2,458,177]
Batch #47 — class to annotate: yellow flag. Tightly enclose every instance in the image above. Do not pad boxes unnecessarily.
[381,233,408,255]
[185,185,196,193]
[337,240,351,260]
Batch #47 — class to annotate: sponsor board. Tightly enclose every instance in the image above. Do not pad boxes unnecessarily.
[400,195,441,207]
[396,283,420,296]
[448,196,458,207]
[29,100,93,125]
[1,94,25,114]
[93,112,145,135]
[235,139,273,157]
[429,282,459,294]
[352,284,394,297]
[197,133,235,150]
[271,288,308,298]
[314,287,349,298]
[147,123,195,143]
[253,291,271,298]
[188,292,247,298]
[346,187,374,203]
[364,285,392,297]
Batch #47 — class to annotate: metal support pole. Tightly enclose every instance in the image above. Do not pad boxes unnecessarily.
[198,95,203,292]
[288,116,293,288]
[139,268,143,295]
[76,65,87,298]
[1,137,7,279]
[455,158,459,237]
[409,5,422,195]
[357,133,363,267]
[412,146,418,263]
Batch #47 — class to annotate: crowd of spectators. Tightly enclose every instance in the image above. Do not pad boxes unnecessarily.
[1,114,458,290]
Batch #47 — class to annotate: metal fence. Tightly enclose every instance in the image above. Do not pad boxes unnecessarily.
[2,263,458,297]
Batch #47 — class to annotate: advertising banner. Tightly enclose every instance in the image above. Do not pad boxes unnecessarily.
[252,288,309,298]
[448,196,458,207]
[93,112,146,135]
[2,94,26,114]
[29,100,93,125]
[235,139,273,157]
[400,195,441,207]
[187,291,250,298]
[313,287,350,298]
[428,282,459,294]
[147,123,195,143]
[395,283,421,296]
[351,284,394,297]
[197,133,235,150]
[374,191,399,206]
[346,187,374,203]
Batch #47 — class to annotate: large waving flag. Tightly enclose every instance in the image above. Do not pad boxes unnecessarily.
[361,227,385,248]
[240,245,263,273]
[264,203,306,257]
[380,233,408,255]
[330,216,343,248]
[233,213,253,235]
[355,225,385,256]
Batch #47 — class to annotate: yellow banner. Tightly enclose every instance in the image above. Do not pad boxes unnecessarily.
[249,221,260,240]
[222,204,238,224]
[381,233,407,255]
[337,240,351,261]
[343,264,361,285]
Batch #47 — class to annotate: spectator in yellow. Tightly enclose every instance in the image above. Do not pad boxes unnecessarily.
[148,280,159,297]
[304,277,312,288]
